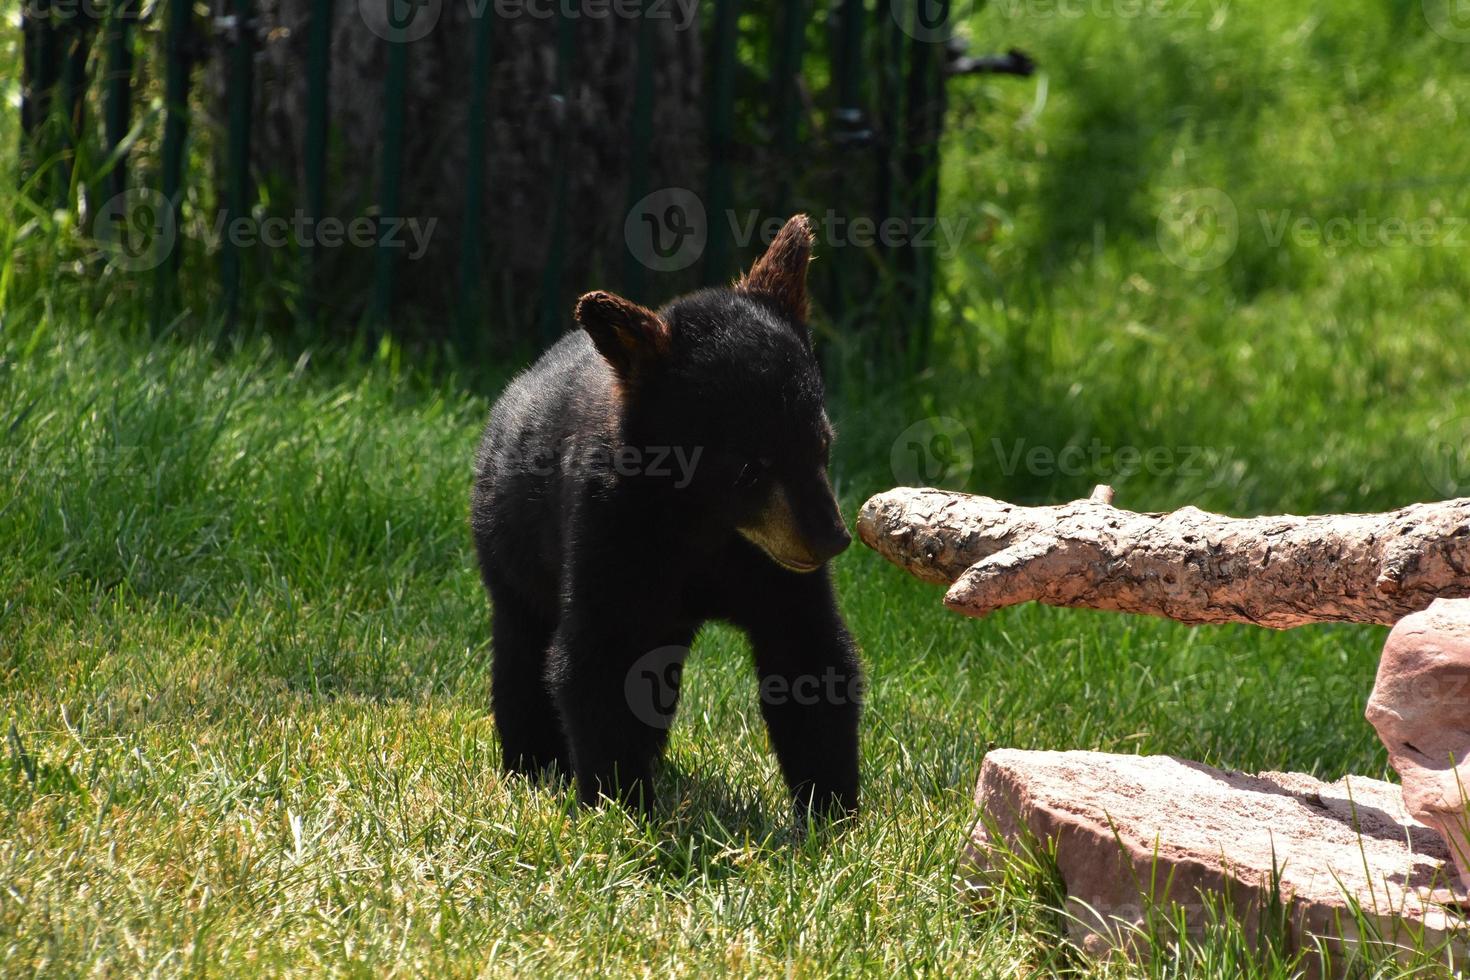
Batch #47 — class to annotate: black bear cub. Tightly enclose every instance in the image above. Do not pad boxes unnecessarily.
[471,214,861,819]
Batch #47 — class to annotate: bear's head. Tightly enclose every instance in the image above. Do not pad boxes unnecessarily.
[574,214,850,572]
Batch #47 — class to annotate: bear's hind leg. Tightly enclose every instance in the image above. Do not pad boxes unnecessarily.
[489,584,569,779]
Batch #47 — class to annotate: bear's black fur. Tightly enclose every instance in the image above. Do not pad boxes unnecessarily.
[470,215,861,819]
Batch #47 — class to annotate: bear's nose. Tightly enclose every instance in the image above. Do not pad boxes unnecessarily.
[809,520,851,563]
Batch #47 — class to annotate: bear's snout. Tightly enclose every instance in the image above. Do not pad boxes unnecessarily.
[808,520,852,564]
[787,474,852,565]
[737,474,850,572]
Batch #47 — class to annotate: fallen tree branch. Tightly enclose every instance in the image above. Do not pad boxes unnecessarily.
[856,486,1470,628]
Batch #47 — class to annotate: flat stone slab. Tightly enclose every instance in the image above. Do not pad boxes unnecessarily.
[963,750,1470,969]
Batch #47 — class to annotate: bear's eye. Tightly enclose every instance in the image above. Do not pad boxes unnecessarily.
[733,456,773,489]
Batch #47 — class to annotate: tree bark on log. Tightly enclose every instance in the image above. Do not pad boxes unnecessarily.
[856,486,1470,628]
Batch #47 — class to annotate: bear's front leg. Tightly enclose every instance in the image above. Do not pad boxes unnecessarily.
[742,570,862,820]
[548,620,692,818]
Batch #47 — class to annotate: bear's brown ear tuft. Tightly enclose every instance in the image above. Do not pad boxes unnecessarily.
[737,214,814,323]
[575,290,670,380]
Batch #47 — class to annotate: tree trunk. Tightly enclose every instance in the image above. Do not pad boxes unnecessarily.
[213,0,705,333]
[857,486,1470,628]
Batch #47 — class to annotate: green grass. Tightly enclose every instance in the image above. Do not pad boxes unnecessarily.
[5,0,1470,975]
[7,322,1418,979]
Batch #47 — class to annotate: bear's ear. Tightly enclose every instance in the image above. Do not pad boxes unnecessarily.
[575,290,670,381]
[737,213,814,324]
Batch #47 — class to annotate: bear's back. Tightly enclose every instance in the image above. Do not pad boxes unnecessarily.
[471,329,616,610]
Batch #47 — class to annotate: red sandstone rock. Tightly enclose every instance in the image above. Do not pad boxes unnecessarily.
[963,750,1468,970]
[1367,598,1470,890]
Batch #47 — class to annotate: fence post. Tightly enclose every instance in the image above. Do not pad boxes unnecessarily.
[535,5,576,342]
[20,2,101,210]
[371,9,409,327]
[301,0,335,328]
[457,0,495,345]
[703,0,738,284]
[873,0,904,264]
[53,7,97,208]
[102,0,137,201]
[899,0,948,365]
[621,0,656,305]
[154,0,194,331]
[769,0,805,216]
[822,0,870,331]
[20,0,59,191]
[221,0,256,327]
[21,1,54,140]
[834,0,864,123]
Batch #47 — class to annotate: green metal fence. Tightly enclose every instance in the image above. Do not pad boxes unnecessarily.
[17,0,1031,360]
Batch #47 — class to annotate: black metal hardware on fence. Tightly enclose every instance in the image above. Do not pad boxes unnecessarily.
[15,0,1032,361]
